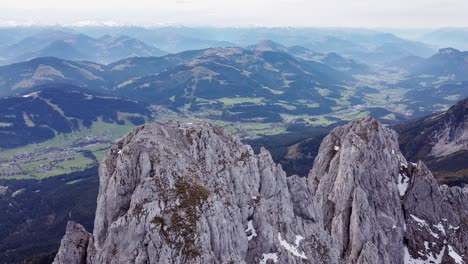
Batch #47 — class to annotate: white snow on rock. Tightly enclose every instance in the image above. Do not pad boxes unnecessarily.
[448,245,464,264]
[334,146,340,151]
[259,253,278,264]
[409,215,440,238]
[424,241,429,250]
[118,150,123,155]
[278,233,307,259]
[433,223,446,236]
[404,245,445,264]
[410,215,428,226]
[398,173,410,196]
[11,188,25,198]
[245,220,257,241]
[22,92,37,98]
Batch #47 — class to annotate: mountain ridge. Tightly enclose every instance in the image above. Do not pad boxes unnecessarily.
[52,117,468,263]
[0,85,151,149]
[0,30,166,65]
[396,97,468,185]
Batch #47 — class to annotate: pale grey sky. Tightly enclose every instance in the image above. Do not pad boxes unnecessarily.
[1,0,467,28]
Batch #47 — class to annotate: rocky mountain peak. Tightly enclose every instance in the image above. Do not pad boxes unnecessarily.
[53,117,468,264]
[307,117,408,263]
[437,47,462,57]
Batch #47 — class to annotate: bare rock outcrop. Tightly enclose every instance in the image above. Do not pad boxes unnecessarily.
[308,117,407,263]
[53,117,468,264]
[53,221,91,264]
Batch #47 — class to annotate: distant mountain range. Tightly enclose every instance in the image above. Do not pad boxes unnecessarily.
[418,28,468,51]
[395,48,468,81]
[0,27,439,65]
[0,30,166,65]
[0,57,110,97]
[71,27,437,64]
[114,47,352,111]
[1,42,468,126]
[248,40,370,74]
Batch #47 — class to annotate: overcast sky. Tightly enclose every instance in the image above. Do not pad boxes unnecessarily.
[1,0,467,28]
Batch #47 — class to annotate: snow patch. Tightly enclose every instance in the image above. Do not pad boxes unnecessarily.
[333,146,340,151]
[118,150,123,155]
[22,92,37,98]
[404,245,445,264]
[409,215,441,238]
[11,188,25,198]
[245,220,257,241]
[447,245,464,264]
[433,223,446,236]
[259,253,278,264]
[398,173,410,196]
[278,233,307,259]
[410,215,427,226]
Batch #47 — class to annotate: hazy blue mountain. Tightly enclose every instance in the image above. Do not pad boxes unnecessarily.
[0,57,110,97]
[0,49,207,97]
[0,30,166,64]
[15,40,88,61]
[395,48,468,92]
[246,39,289,52]
[1,31,95,60]
[69,26,239,53]
[420,28,468,51]
[114,47,353,110]
[248,40,370,74]
[413,48,468,81]
[0,51,196,97]
[70,27,435,64]
[0,26,438,65]
[0,27,55,48]
[104,49,203,83]
[320,52,370,74]
[92,35,166,61]
[386,55,426,71]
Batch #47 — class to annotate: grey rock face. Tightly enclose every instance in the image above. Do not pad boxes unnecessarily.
[53,117,468,264]
[402,162,468,263]
[307,117,407,263]
[53,221,91,264]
